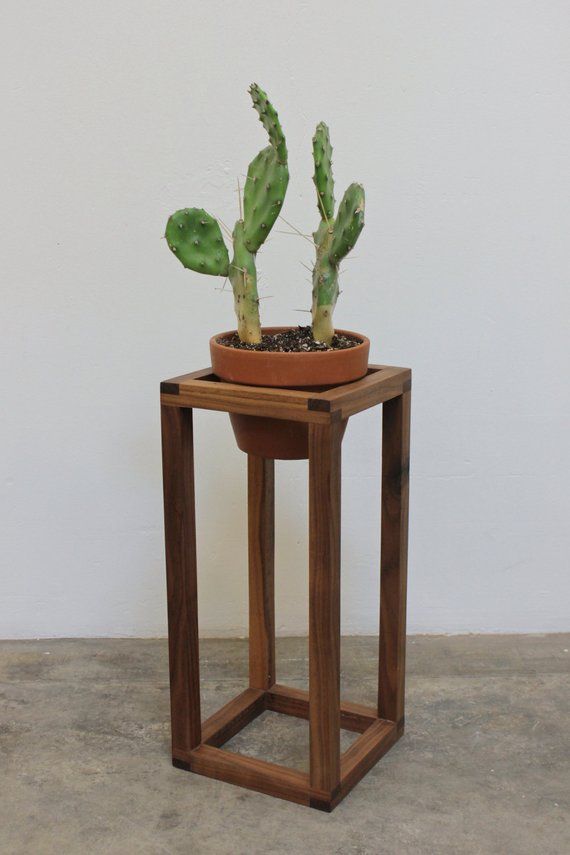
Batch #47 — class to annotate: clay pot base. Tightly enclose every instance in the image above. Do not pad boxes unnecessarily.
[230,413,348,460]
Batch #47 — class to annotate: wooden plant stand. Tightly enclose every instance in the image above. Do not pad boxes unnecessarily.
[160,365,411,811]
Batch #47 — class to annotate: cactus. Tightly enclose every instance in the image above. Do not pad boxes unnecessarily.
[311,122,365,344]
[165,84,289,343]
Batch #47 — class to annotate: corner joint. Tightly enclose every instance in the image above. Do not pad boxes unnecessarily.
[307,398,331,412]
[161,382,180,395]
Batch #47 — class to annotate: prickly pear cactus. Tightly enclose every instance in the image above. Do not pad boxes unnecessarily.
[310,123,365,344]
[165,84,289,343]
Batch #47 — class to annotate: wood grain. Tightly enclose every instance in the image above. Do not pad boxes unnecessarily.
[312,365,411,419]
[161,375,329,423]
[266,684,378,734]
[161,364,412,810]
[337,719,400,805]
[161,405,201,754]
[187,745,311,806]
[173,694,400,811]
[160,365,411,423]
[378,390,411,725]
[201,688,266,747]
[248,455,276,690]
[308,420,343,793]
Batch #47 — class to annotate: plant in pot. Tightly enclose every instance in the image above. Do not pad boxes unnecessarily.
[165,84,369,459]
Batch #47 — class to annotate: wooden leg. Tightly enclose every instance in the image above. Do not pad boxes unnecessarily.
[378,390,411,726]
[161,405,201,755]
[308,421,342,796]
[248,455,275,690]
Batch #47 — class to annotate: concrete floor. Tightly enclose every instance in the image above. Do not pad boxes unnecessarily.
[0,635,568,855]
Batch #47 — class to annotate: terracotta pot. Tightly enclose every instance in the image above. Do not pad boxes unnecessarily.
[210,327,370,460]
[210,327,370,388]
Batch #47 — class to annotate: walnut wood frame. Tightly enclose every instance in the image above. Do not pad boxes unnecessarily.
[160,365,411,811]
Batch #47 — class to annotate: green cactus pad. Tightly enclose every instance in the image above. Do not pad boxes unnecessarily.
[312,122,335,222]
[165,208,230,276]
[243,145,289,253]
[249,83,288,165]
[330,183,365,262]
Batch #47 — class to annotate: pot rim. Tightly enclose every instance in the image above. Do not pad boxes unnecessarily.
[210,326,370,357]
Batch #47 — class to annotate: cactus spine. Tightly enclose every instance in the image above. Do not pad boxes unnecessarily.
[311,122,365,344]
[165,84,288,343]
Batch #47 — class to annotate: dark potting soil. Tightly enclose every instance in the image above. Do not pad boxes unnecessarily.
[217,326,363,353]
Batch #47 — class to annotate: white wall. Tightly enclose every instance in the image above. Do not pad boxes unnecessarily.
[1,1,569,638]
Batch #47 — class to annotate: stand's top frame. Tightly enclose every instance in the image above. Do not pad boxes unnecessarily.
[160,365,411,422]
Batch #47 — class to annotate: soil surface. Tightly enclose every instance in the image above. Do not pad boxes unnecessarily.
[217,326,363,352]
